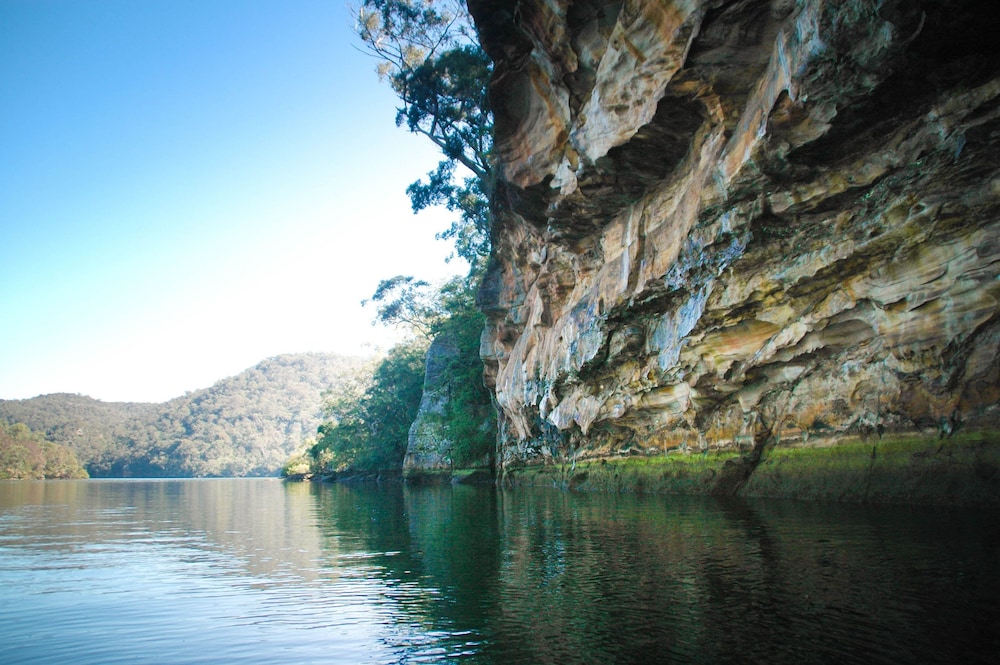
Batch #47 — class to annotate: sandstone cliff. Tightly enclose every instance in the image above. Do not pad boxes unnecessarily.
[469,0,1000,489]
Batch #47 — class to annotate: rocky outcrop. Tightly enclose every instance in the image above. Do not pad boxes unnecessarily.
[403,335,458,479]
[470,0,1000,480]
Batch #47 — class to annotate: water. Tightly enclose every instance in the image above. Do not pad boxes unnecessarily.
[0,479,997,664]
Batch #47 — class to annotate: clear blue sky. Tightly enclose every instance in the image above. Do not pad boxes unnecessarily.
[1,0,465,403]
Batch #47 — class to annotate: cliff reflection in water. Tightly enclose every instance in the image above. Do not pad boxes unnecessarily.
[313,483,998,665]
[2,480,996,664]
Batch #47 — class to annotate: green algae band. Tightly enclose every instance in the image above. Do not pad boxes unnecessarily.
[503,432,1000,505]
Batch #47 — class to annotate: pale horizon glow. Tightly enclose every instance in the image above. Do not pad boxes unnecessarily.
[0,0,464,403]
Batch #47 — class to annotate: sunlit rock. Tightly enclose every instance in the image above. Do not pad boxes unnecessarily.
[470,0,1000,474]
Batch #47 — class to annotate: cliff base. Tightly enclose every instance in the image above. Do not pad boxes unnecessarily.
[500,430,1000,505]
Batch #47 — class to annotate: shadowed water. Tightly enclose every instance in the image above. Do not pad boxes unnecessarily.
[0,479,996,664]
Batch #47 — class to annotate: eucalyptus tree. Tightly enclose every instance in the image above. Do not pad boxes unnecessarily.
[325,1,498,474]
[355,0,493,266]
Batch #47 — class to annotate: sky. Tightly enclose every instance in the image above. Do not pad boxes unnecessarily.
[1,0,467,403]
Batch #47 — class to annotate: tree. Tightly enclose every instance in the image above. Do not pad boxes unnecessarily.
[370,275,495,462]
[306,1,499,478]
[355,0,493,266]
[301,274,497,476]
[0,421,88,479]
[428,278,495,465]
[307,340,428,475]
[363,275,440,338]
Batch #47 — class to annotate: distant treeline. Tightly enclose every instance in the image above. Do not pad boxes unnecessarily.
[0,353,366,477]
[0,421,88,479]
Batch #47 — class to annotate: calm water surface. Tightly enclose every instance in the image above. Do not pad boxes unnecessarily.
[0,479,997,664]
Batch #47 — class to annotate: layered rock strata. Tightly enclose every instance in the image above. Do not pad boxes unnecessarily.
[470,0,1000,483]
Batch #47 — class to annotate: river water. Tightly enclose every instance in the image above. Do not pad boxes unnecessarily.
[0,479,996,664]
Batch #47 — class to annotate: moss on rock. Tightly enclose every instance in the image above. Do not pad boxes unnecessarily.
[500,431,1000,505]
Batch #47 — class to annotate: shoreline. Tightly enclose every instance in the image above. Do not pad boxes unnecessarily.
[498,430,1000,506]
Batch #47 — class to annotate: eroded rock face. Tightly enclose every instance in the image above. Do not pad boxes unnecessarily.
[404,335,458,476]
[470,0,1000,471]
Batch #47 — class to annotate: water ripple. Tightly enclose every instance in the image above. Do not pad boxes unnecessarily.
[2,481,998,664]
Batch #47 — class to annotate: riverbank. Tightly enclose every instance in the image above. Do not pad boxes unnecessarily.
[500,430,1000,505]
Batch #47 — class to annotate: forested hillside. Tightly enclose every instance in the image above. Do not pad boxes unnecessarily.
[0,353,365,477]
[0,421,88,479]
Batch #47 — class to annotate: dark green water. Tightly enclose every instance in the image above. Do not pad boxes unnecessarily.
[0,479,996,664]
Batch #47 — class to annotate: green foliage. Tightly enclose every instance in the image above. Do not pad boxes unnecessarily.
[298,0,498,481]
[356,0,493,267]
[304,276,497,476]
[364,275,439,337]
[281,445,314,478]
[425,279,495,466]
[358,0,489,176]
[149,354,367,477]
[0,353,367,477]
[0,421,88,479]
[0,393,158,476]
[308,340,428,475]
[362,275,496,464]
[408,160,491,267]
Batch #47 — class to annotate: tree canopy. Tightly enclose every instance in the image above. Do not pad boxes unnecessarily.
[293,275,494,477]
[0,421,88,479]
[288,2,498,480]
[356,0,493,266]
[304,340,428,476]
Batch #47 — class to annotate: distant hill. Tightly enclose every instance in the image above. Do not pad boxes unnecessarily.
[0,421,89,479]
[0,353,368,477]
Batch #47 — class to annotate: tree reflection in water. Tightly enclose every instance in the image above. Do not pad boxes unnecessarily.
[4,480,992,664]
[310,483,999,665]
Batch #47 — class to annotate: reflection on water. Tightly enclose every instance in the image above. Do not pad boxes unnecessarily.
[1,479,997,664]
